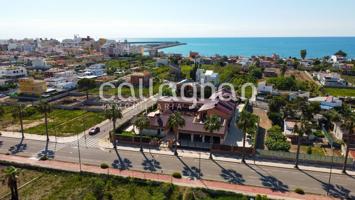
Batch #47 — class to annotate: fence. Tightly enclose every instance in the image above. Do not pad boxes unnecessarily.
[256,149,354,166]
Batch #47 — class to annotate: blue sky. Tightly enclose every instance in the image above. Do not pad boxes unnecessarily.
[1,0,355,39]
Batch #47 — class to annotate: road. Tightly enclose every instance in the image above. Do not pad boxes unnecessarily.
[0,136,354,199]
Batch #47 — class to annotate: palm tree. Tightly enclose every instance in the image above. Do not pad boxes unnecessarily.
[35,100,51,153]
[134,115,150,152]
[294,123,302,169]
[3,166,19,200]
[12,104,25,144]
[167,112,185,156]
[237,110,259,163]
[104,103,122,149]
[0,105,5,119]
[204,115,222,159]
[300,49,307,60]
[341,108,355,173]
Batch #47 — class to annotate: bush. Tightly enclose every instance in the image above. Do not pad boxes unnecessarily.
[100,163,109,169]
[313,130,324,138]
[256,194,269,200]
[172,172,182,179]
[294,188,305,195]
[306,146,312,155]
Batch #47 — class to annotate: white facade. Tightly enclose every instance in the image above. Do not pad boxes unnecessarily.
[308,96,342,110]
[31,58,50,69]
[257,82,273,94]
[0,66,27,78]
[84,63,106,77]
[196,69,219,85]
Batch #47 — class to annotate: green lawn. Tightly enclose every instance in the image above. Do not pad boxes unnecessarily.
[300,145,326,156]
[0,106,105,136]
[323,87,355,97]
[341,75,355,85]
[181,65,193,79]
[25,109,105,136]
[0,167,257,200]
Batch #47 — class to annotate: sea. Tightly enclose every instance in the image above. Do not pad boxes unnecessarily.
[128,37,355,59]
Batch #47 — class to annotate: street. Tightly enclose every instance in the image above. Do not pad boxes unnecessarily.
[0,136,354,199]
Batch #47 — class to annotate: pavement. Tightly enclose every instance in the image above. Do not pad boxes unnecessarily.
[1,136,355,199]
[0,154,334,200]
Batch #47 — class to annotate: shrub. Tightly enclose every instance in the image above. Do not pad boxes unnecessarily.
[39,155,48,161]
[100,163,109,169]
[294,188,305,195]
[256,194,269,200]
[172,172,182,179]
[306,146,312,155]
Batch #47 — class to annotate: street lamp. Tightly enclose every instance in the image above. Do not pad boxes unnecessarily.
[77,133,82,173]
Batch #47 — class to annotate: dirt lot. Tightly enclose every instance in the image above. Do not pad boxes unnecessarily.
[253,107,272,131]
[285,70,316,83]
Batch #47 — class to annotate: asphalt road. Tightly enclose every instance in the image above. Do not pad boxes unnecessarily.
[1,136,354,199]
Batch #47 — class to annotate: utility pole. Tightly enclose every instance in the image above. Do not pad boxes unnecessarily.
[327,142,334,196]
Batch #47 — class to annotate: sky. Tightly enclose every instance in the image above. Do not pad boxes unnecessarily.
[1,0,355,39]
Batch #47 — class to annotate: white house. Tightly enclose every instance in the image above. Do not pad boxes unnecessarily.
[308,96,342,110]
[84,63,106,77]
[257,81,273,94]
[283,120,301,136]
[31,58,50,70]
[0,66,27,78]
[196,69,219,85]
[314,72,348,87]
[155,58,169,67]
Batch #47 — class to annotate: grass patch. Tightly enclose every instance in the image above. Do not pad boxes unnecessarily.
[24,109,105,136]
[323,87,355,97]
[341,75,355,85]
[300,145,325,156]
[0,167,257,200]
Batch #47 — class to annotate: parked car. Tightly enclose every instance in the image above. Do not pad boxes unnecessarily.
[89,127,100,135]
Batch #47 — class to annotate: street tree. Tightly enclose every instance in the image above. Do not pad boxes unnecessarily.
[134,114,150,152]
[35,100,51,153]
[105,103,123,149]
[237,110,259,163]
[167,112,185,156]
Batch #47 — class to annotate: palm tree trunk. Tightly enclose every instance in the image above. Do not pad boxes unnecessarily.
[86,90,89,100]
[19,107,24,143]
[174,131,178,156]
[139,129,143,152]
[295,136,301,168]
[342,129,352,173]
[112,119,116,149]
[242,128,247,163]
[45,111,49,152]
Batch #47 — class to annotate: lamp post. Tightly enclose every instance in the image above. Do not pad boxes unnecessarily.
[77,133,82,173]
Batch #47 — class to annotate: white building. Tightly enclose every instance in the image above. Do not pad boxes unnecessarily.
[84,63,106,77]
[283,120,301,136]
[314,72,348,87]
[0,66,27,78]
[196,69,219,85]
[155,58,169,67]
[308,96,342,110]
[31,58,50,70]
[257,81,273,94]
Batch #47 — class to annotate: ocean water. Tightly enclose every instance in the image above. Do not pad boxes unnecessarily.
[129,37,355,58]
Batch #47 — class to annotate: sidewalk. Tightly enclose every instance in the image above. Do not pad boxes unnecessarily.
[99,139,355,176]
[0,154,333,200]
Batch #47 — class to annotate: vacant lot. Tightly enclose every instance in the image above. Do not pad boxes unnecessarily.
[285,70,315,83]
[341,75,355,85]
[0,167,253,200]
[323,87,355,97]
[0,106,105,136]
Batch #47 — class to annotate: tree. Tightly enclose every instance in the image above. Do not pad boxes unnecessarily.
[190,63,199,81]
[341,105,355,173]
[300,49,307,60]
[35,100,51,153]
[294,123,302,168]
[12,104,25,143]
[265,125,290,152]
[204,115,222,158]
[167,112,185,156]
[134,115,150,152]
[237,110,259,163]
[78,78,96,100]
[280,64,287,77]
[0,105,4,119]
[335,50,347,58]
[3,166,19,200]
[105,103,122,149]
